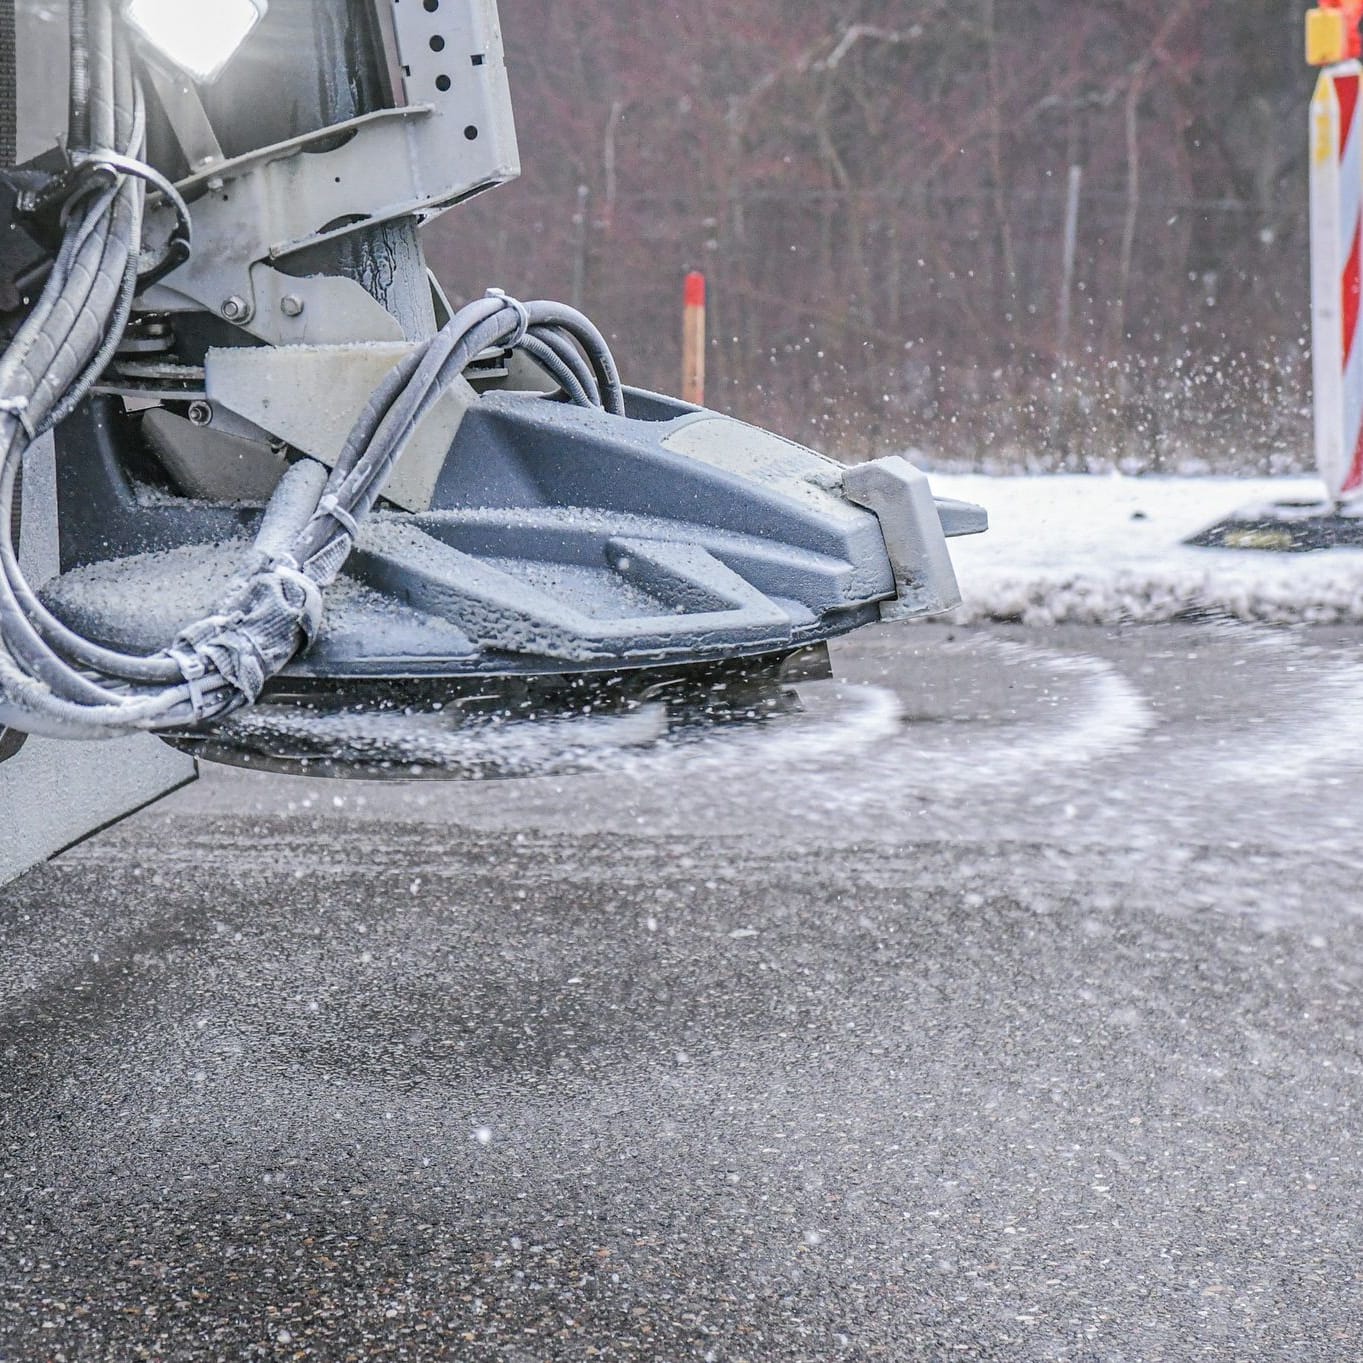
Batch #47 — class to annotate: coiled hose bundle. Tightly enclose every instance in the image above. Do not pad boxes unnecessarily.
[0,0,625,742]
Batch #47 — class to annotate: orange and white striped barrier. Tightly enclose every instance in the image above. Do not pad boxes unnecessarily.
[1308,3,1363,500]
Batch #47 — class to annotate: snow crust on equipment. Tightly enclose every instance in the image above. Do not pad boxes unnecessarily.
[932,474,1363,626]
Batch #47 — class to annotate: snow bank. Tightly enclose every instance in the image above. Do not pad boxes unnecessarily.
[927,474,1363,626]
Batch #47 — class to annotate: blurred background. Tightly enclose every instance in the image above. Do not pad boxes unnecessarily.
[429,1,1316,474]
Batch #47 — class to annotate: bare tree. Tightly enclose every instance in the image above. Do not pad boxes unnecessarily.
[428,0,1316,472]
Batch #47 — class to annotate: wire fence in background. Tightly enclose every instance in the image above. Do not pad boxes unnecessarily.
[433,178,1309,473]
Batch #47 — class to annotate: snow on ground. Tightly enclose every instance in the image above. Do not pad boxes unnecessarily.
[927,474,1363,626]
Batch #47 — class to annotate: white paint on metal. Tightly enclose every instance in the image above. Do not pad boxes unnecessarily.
[0,735,195,886]
[0,437,195,888]
[1310,60,1363,502]
[144,0,520,348]
[15,0,68,162]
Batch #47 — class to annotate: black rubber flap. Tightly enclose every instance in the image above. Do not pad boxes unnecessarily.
[1186,502,1363,553]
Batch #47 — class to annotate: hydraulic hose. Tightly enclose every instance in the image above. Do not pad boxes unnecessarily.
[68,0,91,153]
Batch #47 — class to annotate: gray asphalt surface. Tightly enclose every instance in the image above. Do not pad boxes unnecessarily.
[3,622,1363,1362]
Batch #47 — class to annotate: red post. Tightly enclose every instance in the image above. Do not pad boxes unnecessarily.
[682,271,707,407]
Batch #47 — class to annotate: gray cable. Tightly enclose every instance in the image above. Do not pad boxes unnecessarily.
[523,302,626,415]
[524,324,601,406]
[519,332,593,406]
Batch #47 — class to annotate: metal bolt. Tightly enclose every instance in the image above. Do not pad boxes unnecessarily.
[187,401,213,427]
[280,295,305,318]
[220,295,250,322]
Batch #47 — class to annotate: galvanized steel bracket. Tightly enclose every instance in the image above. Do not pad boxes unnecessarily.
[140,0,520,347]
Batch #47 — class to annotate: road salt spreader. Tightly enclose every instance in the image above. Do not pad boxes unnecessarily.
[0,0,983,878]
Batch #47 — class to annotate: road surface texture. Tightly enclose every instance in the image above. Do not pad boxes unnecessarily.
[3,622,1362,1362]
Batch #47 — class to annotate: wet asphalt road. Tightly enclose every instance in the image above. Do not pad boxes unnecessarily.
[3,622,1363,1362]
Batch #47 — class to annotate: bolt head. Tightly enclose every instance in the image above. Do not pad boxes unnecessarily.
[187,401,213,427]
[280,295,305,318]
[220,296,250,322]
